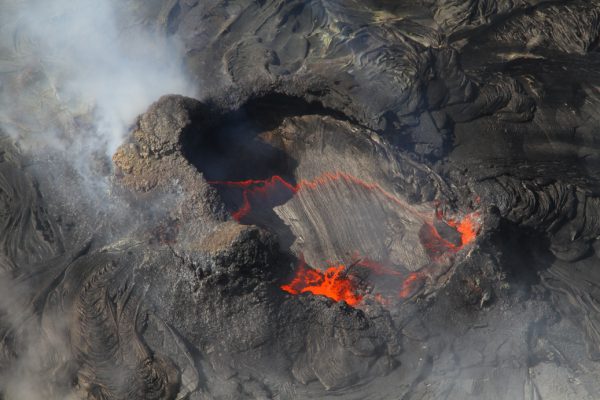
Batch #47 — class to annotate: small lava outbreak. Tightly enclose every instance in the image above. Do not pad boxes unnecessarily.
[281,259,363,307]
[280,259,428,306]
[399,272,425,299]
[210,172,481,307]
[440,209,480,247]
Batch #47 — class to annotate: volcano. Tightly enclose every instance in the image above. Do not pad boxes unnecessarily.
[3,1,600,399]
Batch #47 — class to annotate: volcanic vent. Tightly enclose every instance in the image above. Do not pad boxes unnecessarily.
[108,94,495,395]
[9,0,600,398]
[181,96,482,307]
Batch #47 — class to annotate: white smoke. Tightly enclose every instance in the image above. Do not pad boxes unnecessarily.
[0,0,194,159]
[0,2,194,398]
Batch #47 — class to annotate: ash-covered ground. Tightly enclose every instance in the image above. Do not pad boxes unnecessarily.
[2,1,600,399]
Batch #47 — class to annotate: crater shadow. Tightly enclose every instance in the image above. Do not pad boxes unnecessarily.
[181,94,347,254]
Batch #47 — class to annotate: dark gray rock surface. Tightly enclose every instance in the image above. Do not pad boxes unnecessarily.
[3,1,600,399]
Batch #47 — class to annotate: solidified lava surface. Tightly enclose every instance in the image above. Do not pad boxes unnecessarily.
[209,172,481,306]
[4,1,600,400]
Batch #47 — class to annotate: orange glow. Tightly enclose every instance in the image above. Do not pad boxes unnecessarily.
[281,258,432,306]
[419,222,459,259]
[211,172,483,306]
[446,212,481,247]
[209,173,481,253]
[399,272,425,298]
[281,260,363,306]
[208,172,422,222]
[426,208,482,258]
[446,213,480,246]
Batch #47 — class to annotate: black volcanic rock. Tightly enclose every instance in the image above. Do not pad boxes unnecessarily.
[3,0,600,399]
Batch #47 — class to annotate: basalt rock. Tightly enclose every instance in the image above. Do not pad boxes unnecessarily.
[4,0,600,399]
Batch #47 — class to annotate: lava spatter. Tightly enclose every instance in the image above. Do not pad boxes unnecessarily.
[280,258,429,307]
[280,259,363,306]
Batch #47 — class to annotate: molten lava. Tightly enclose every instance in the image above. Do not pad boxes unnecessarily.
[210,175,296,221]
[281,258,430,307]
[208,172,422,222]
[211,171,482,307]
[446,212,480,246]
[209,173,481,252]
[419,223,458,259]
[281,260,363,306]
[421,209,482,259]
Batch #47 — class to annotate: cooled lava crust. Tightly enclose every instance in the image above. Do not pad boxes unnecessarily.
[4,1,600,399]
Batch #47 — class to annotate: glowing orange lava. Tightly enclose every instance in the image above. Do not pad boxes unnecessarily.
[280,258,430,306]
[280,260,363,306]
[399,272,425,298]
[208,172,422,222]
[422,208,482,259]
[446,213,480,246]
[211,171,482,307]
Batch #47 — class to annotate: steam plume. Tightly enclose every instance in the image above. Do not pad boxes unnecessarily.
[0,0,194,159]
[0,1,194,398]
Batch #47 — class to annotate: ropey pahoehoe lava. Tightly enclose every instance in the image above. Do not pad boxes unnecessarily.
[4,1,600,399]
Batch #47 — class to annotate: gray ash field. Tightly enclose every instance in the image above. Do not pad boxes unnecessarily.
[2,1,600,399]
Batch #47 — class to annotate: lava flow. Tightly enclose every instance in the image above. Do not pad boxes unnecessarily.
[210,171,482,307]
[280,259,363,306]
[208,172,481,250]
[439,209,480,247]
[421,209,481,260]
[280,258,426,306]
[399,272,425,298]
[208,172,423,222]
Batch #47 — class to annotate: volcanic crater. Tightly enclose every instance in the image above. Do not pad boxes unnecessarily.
[186,97,482,308]
[4,1,600,399]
